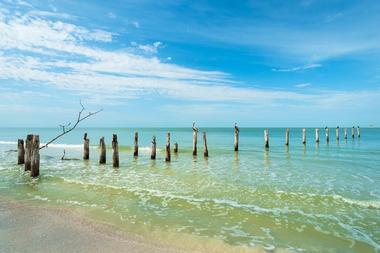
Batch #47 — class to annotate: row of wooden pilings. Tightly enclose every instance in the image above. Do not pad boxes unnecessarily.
[17,126,360,176]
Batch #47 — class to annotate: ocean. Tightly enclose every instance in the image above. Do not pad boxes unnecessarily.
[0,127,379,252]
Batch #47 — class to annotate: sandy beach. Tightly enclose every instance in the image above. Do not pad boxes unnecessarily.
[0,200,275,253]
[0,200,195,253]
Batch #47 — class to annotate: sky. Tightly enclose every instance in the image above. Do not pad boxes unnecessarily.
[0,0,379,127]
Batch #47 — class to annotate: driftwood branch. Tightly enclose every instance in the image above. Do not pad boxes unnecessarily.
[39,101,102,150]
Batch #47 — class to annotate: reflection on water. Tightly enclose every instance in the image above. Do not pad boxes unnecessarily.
[0,127,380,253]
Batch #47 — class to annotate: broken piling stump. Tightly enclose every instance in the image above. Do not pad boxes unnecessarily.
[234,123,239,151]
[302,128,306,145]
[25,134,33,171]
[83,133,89,160]
[174,142,178,153]
[99,137,106,164]
[112,134,119,168]
[264,128,269,148]
[165,132,171,162]
[285,128,289,146]
[352,126,355,138]
[192,122,198,156]
[325,127,329,143]
[17,139,25,165]
[30,135,40,177]
[203,131,208,157]
[151,136,156,160]
[336,126,339,141]
[357,126,360,138]
[134,132,138,157]
[315,128,319,143]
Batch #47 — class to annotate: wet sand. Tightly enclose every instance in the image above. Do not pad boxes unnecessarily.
[0,200,198,253]
[0,200,274,253]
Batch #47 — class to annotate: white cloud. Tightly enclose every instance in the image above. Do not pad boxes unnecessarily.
[132,21,139,28]
[0,7,379,111]
[295,83,312,88]
[273,63,322,72]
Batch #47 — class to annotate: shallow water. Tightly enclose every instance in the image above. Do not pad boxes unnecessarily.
[0,127,379,252]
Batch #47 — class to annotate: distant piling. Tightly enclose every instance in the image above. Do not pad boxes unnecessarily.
[336,126,339,141]
[99,137,106,164]
[165,132,171,162]
[134,132,138,157]
[30,135,40,177]
[352,126,355,138]
[192,122,198,156]
[151,136,156,160]
[315,128,319,143]
[17,139,25,165]
[357,126,360,138]
[302,128,306,145]
[325,127,329,143]
[344,128,348,139]
[112,134,119,167]
[24,134,33,171]
[285,128,289,146]
[174,142,178,153]
[234,123,239,151]
[203,131,208,157]
[83,133,89,160]
[264,128,269,148]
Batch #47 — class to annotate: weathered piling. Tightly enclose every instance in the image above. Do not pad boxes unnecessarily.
[325,127,329,143]
[192,122,198,156]
[83,133,89,160]
[112,134,119,167]
[357,126,360,138]
[264,128,269,148]
[30,135,40,177]
[99,137,106,164]
[151,136,156,160]
[302,128,306,145]
[336,126,339,141]
[285,128,289,146]
[24,134,33,171]
[17,139,25,165]
[352,126,355,138]
[134,131,138,157]
[344,128,348,139]
[315,128,319,143]
[174,142,178,153]
[234,123,239,151]
[165,132,171,162]
[203,131,208,157]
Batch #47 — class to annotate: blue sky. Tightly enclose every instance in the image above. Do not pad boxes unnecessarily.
[0,0,379,127]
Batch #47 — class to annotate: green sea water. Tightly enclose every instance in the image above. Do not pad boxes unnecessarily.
[0,127,379,252]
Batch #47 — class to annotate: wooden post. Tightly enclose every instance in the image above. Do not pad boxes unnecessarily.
[336,126,339,141]
[351,126,355,138]
[315,128,319,143]
[192,122,198,156]
[83,133,89,160]
[344,128,348,139]
[174,142,178,153]
[30,135,40,177]
[325,127,329,143]
[99,137,106,164]
[151,136,156,160]
[357,126,360,138]
[112,134,119,167]
[17,139,25,165]
[285,128,289,146]
[133,131,138,157]
[302,128,306,145]
[24,134,33,171]
[203,131,208,157]
[264,128,269,148]
[234,123,239,151]
[165,132,171,162]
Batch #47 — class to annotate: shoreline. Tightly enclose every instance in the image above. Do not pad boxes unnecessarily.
[0,199,276,253]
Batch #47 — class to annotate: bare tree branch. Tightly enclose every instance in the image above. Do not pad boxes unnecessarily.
[39,102,102,150]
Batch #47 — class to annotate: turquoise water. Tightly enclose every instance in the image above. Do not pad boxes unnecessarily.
[0,127,379,252]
